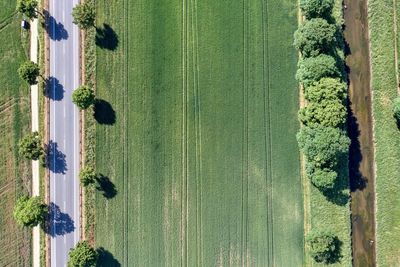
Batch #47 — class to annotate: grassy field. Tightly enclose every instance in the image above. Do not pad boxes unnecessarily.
[93,0,303,265]
[0,0,31,266]
[368,0,400,266]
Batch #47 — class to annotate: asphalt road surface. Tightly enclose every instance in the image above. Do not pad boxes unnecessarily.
[48,0,80,265]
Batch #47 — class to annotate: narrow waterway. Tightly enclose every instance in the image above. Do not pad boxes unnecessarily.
[343,0,376,266]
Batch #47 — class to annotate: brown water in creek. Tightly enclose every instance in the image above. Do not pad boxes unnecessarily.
[343,0,376,266]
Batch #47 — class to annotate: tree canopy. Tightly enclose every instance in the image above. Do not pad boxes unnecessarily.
[16,0,38,19]
[19,131,43,160]
[18,61,40,85]
[296,54,340,87]
[80,166,97,187]
[393,97,400,123]
[72,86,95,110]
[297,126,350,168]
[14,195,47,227]
[306,230,340,264]
[294,18,336,57]
[68,241,98,267]
[305,78,347,102]
[300,0,334,19]
[307,165,337,189]
[299,99,347,128]
[72,3,95,29]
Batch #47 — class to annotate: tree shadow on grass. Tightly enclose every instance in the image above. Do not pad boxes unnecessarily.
[44,76,64,101]
[44,202,75,237]
[95,23,119,51]
[94,99,116,125]
[96,247,121,267]
[46,140,67,174]
[96,174,117,199]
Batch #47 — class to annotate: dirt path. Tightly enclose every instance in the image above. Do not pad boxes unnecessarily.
[343,0,376,266]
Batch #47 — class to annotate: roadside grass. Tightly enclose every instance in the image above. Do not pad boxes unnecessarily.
[0,2,31,266]
[368,1,400,266]
[93,0,303,266]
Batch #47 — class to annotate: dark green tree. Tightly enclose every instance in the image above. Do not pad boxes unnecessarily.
[19,131,43,160]
[296,54,340,87]
[307,164,337,189]
[299,99,347,128]
[297,126,350,168]
[13,195,47,227]
[392,97,400,123]
[80,166,97,187]
[16,0,38,19]
[305,78,347,102]
[72,86,95,110]
[300,0,334,19]
[68,241,98,267]
[294,18,336,57]
[307,230,340,264]
[18,61,40,85]
[72,3,95,29]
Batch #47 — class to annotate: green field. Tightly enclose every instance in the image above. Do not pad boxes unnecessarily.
[0,0,31,266]
[93,0,303,265]
[368,0,400,266]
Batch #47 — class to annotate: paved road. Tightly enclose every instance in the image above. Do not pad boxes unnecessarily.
[48,0,80,266]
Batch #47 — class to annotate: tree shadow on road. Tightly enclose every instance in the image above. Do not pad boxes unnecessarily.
[44,10,69,41]
[96,174,117,199]
[46,140,67,174]
[96,247,121,267]
[93,99,116,125]
[44,76,64,101]
[44,203,75,237]
[95,23,119,51]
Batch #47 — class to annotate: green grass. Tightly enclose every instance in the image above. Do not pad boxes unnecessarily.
[368,0,400,266]
[0,1,31,266]
[93,0,303,265]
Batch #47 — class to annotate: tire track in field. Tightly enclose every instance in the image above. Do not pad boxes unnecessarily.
[261,0,274,265]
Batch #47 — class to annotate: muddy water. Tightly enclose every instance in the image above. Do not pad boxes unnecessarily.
[343,0,376,266]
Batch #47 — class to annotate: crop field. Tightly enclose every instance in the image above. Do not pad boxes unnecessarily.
[368,0,400,266]
[0,0,31,266]
[94,0,303,265]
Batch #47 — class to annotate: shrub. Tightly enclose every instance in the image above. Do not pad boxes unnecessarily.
[80,166,97,187]
[72,86,95,110]
[296,54,340,87]
[72,3,95,29]
[14,195,47,227]
[68,241,98,267]
[299,99,347,128]
[305,78,347,102]
[308,165,337,189]
[18,61,40,85]
[294,18,336,57]
[300,0,334,19]
[297,126,350,168]
[19,131,43,160]
[307,230,341,264]
[392,97,400,123]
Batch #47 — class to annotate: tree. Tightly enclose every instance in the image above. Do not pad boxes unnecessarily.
[72,86,95,110]
[300,0,334,19]
[304,78,347,102]
[72,3,95,29]
[19,131,43,160]
[306,230,340,264]
[294,18,336,57]
[299,99,347,128]
[297,126,350,168]
[14,195,47,227]
[393,97,400,123]
[296,54,340,87]
[18,61,40,85]
[16,0,38,19]
[307,164,337,189]
[80,166,96,187]
[68,241,98,267]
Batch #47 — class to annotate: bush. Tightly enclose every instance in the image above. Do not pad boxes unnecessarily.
[72,3,95,29]
[294,18,336,57]
[13,195,47,227]
[16,0,38,19]
[300,0,334,19]
[296,54,340,87]
[308,165,337,189]
[305,78,347,102]
[72,86,95,110]
[299,99,347,128]
[19,131,43,160]
[68,241,98,267]
[297,126,350,168]
[18,61,40,85]
[307,230,340,264]
[80,166,97,187]
[392,97,400,123]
